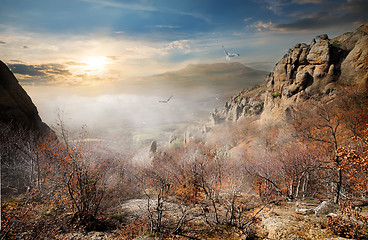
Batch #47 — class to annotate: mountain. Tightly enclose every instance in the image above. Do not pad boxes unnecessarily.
[149,62,267,88]
[0,60,51,135]
[143,62,267,95]
[112,62,268,99]
[212,22,368,124]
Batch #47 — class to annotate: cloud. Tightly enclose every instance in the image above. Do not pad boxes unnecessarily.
[7,62,74,85]
[9,64,46,76]
[250,0,368,33]
[155,25,181,29]
[9,63,47,77]
[292,0,325,4]
[0,40,5,44]
[250,21,278,32]
[162,40,191,55]
[9,62,72,76]
[81,0,211,24]
[81,0,158,12]
[244,17,253,23]
[106,56,120,60]
[262,0,290,15]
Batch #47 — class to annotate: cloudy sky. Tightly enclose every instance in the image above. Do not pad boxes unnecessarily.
[1,0,367,87]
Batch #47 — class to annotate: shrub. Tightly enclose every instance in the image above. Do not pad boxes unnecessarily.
[327,205,368,239]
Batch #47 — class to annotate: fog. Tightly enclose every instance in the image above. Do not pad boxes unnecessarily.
[26,85,227,146]
[24,62,267,148]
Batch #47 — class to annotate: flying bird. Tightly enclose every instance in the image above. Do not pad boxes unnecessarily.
[159,95,173,103]
[222,45,239,60]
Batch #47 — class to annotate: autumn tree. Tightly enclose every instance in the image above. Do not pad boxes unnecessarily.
[0,122,43,193]
[293,89,368,203]
[37,122,116,228]
[338,128,368,200]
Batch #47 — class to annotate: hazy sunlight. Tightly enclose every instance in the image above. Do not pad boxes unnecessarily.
[80,56,108,75]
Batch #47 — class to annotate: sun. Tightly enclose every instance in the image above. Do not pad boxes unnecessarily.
[80,56,108,74]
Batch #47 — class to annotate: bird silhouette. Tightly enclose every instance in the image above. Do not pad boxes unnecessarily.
[159,95,173,103]
[222,45,239,60]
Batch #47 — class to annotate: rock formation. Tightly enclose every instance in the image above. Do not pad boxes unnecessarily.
[149,140,157,153]
[261,22,368,122]
[212,22,368,125]
[209,86,265,124]
[0,60,51,135]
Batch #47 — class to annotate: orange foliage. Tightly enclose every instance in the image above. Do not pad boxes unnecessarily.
[327,204,368,239]
[338,128,368,198]
[36,135,108,224]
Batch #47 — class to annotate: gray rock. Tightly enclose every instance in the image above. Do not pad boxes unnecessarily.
[319,34,329,40]
[307,39,330,64]
[314,201,340,216]
[149,140,157,153]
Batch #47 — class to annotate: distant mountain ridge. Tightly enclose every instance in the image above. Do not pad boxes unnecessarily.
[111,62,268,99]
[142,62,268,91]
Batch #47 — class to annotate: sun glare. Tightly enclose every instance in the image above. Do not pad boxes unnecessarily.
[80,56,108,74]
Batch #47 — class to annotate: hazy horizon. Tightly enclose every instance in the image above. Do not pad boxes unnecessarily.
[23,62,267,145]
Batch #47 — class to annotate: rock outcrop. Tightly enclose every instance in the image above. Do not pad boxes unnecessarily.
[261,22,368,122]
[209,86,265,124]
[314,201,340,216]
[0,60,51,135]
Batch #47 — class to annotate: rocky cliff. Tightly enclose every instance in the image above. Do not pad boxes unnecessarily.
[212,22,368,124]
[261,22,368,122]
[209,86,266,124]
[0,60,51,134]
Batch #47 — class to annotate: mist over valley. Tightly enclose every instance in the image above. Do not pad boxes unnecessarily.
[25,62,267,146]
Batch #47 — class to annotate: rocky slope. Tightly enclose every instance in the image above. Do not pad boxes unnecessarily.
[209,85,266,124]
[212,22,368,124]
[0,60,51,134]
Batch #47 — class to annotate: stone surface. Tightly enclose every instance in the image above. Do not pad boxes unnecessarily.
[307,38,330,64]
[149,140,157,153]
[314,201,340,216]
[210,86,265,124]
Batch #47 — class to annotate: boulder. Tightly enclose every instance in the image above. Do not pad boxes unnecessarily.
[314,201,340,216]
[307,39,330,64]
[149,140,157,153]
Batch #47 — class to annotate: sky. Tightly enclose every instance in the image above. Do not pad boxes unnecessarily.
[0,0,367,134]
